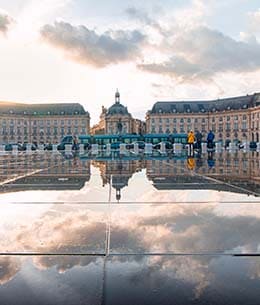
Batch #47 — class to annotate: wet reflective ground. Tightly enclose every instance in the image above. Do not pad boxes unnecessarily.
[0,150,260,304]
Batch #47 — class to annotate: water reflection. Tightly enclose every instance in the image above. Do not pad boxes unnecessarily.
[0,151,260,303]
[1,151,259,199]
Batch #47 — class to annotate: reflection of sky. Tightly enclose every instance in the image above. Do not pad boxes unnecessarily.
[0,155,260,301]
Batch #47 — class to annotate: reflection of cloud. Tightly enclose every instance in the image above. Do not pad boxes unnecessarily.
[0,257,21,285]
[40,21,146,67]
[1,200,260,296]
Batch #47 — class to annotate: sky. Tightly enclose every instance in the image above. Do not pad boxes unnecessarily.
[0,0,260,123]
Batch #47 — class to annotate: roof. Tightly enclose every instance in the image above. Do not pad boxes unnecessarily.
[107,102,130,116]
[0,101,89,116]
[150,93,260,114]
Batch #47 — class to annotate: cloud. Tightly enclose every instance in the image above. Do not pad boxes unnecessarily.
[40,21,146,67]
[138,26,260,80]
[0,10,13,34]
[248,9,260,33]
[125,7,164,34]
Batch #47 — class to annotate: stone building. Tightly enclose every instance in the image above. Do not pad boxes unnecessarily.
[92,90,145,135]
[0,102,90,144]
[146,93,260,144]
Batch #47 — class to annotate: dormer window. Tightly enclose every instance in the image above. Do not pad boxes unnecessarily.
[227,106,231,110]
[10,110,13,114]
[199,104,205,113]
[34,111,37,115]
[243,104,247,109]
[184,104,191,113]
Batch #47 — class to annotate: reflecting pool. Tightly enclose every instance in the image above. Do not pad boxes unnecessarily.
[0,150,260,304]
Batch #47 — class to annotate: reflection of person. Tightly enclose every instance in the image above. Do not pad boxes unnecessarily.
[187,156,195,170]
[195,131,202,150]
[196,152,203,168]
[187,130,195,156]
[207,154,215,168]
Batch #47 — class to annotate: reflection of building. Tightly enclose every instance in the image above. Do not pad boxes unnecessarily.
[0,102,90,144]
[0,155,91,193]
[91,90,145,135]
[93,159,143,201]
[146,153,260,196]
[146,93,260,143]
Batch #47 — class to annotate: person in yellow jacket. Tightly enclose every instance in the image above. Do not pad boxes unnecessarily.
[187,130,195,156]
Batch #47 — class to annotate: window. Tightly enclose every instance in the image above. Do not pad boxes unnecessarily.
[226,123,231,131]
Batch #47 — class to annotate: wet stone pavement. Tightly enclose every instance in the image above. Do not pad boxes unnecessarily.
[0,150,260,304]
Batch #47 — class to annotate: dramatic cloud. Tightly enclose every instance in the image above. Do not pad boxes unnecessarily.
[0,10,13,34]
[138,26,260,80]
[40,21,146,67]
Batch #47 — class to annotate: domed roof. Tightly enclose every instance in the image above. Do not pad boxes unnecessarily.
[107,102,130,116]
[106,90,130,116]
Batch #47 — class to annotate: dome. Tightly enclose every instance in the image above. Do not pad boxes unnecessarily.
[107,103,130,116]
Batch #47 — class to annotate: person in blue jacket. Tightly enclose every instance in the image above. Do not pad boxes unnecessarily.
[207,131,215,148]
[207,130,215,157]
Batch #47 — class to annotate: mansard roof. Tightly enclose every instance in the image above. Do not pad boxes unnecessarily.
[0,102,89,116]
[150,93,260,114]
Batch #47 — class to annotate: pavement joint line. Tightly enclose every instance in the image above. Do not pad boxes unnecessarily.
[0,252,259,257]
[3,201,260,204]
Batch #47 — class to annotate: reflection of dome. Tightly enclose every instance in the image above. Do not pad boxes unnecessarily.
[107,103,130,116]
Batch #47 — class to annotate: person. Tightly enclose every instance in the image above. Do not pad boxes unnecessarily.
[207,130,215,157]
[187,130,195,156]
[195,130,203,150]
[72,135,79,151]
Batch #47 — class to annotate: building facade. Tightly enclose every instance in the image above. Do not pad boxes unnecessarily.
[0,102,90,144]
[146,93,260,144]
[91,90,145,135]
